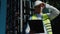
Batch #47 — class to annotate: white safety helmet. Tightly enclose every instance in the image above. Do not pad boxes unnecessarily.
[34,1,43,7]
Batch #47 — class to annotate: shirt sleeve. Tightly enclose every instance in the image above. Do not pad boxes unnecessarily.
[46,4,60,20]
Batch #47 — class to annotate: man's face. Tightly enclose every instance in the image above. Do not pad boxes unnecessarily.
[34,3,45,14]
[40,3,45,7]
[35,5,41,13]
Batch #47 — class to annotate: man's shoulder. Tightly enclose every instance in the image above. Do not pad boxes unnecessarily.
[29,14,39,20]
[29,14,35,20]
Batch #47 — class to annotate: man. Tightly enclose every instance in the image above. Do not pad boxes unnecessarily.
[26,0,60,34]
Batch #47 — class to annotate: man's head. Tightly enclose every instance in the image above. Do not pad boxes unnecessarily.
[34,1,45,14]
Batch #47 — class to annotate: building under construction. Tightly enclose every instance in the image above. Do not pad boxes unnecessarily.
[0,0,60,34]
[6,0,60,34]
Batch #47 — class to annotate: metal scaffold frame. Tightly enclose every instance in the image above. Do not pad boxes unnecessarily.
[20,0,23,34]
[6,0,20,34]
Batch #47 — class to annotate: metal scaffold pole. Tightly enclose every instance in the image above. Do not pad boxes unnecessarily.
[20,0,23,34]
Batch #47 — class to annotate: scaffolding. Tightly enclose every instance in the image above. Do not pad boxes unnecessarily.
[6,0,20,34]
[6,0,49,34]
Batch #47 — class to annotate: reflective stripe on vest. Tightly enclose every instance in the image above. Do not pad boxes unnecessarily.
[31,14,53,34]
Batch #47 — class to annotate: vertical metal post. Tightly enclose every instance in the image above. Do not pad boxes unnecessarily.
[20,0,23,33]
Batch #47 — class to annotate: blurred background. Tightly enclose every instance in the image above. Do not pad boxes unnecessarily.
[0,0,60,34]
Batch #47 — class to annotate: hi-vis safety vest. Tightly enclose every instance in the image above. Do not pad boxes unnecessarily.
[31,14,53,34]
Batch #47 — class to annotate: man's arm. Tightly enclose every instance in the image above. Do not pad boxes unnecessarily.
[46,4,60,20]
